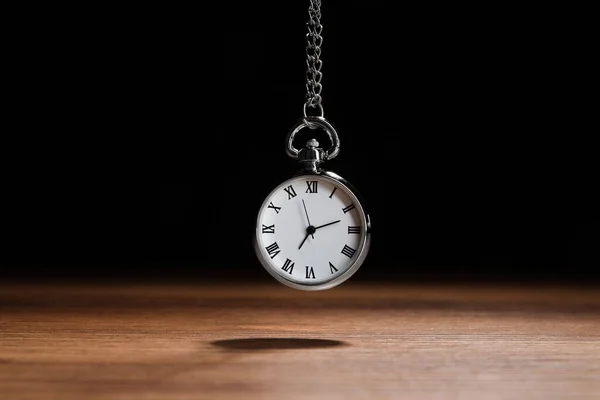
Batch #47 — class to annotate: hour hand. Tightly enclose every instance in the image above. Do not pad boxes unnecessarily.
[299,225,316,249]
[314,220,341,230]
[298,232,310,249]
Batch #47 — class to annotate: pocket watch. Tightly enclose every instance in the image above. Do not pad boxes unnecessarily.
[253,117,371,290]
[253,0,371,290]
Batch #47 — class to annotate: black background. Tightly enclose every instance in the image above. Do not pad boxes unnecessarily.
[2,1,597,283]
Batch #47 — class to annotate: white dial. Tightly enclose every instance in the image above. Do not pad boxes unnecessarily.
[255,172,370,290]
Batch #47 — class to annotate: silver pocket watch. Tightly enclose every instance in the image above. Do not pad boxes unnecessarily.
[253,116,371,290]
[253,0,371,290]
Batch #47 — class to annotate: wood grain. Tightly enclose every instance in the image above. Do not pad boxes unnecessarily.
[1,282,599,400]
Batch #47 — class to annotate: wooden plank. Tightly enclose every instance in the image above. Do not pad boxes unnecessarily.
[1,282,599,400]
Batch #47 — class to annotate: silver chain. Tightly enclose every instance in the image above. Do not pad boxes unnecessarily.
[288,0,340,161]
[304,0,324,117]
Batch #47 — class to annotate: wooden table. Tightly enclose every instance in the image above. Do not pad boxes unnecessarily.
[1,281,599,399]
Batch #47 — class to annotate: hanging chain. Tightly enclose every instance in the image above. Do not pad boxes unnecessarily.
[287,0,341,161]
[304,0,324,118]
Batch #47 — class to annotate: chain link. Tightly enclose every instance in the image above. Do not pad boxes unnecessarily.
[305,0,324,116]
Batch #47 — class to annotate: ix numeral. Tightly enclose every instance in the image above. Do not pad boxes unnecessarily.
[305,180,318,194]
[341,244,356,258]
[342,203,355,214]
[305,266,316,279]
[348,226,361,234]
[329,262,338,274]
[265,242,281,259]
[282,258,295,274]
[262,224,275,234]
[268,202,281,214]
[284,185,297,200]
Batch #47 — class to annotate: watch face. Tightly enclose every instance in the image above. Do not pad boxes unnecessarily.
[254,172,370,290]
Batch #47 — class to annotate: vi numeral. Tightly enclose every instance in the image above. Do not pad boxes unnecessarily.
[305,266,316,279]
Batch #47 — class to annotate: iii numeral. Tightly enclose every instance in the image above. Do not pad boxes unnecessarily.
[284,185,297,200]
[262,224,275,234]
[342,203,355,214]
[282,258,295,274]
[329,262,338,274]
[265,242,281,259]
[341,244,356,258]
[268,202,281,214]
[348,226,361,234]
[305,266,316,279]
[305,180,318,194]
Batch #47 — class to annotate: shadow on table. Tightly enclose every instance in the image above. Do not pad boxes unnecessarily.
[211,338,348,351]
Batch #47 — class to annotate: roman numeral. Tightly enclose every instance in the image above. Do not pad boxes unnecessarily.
[265,242,281,259]
[305,180,318,193]
[262,224,275,234]
[282,258,295,274]
[342,203,355,214]
[329,187,337,199]
[341,244,356,258]
[284,185,297,199]
[329,262,338,274]
[268,202,281,214]
[348,226,361,234]
[305,266,316,279]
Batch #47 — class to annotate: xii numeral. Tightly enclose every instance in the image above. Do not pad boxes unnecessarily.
[305,180,318,194]
[268,202,281,214]
[282,258,295,274]
[342,203,355,214]
[305,266,316,279]
[265,242,281,259]
[284,185,297,200]
[348,226,361,234]
[262,224,275,234]
[341,244,356,258]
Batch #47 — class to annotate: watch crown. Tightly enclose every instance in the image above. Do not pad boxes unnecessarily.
[298,138,325,172]
[306,138,319,148]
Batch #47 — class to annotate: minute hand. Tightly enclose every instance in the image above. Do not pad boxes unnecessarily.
[314,220,341,230]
